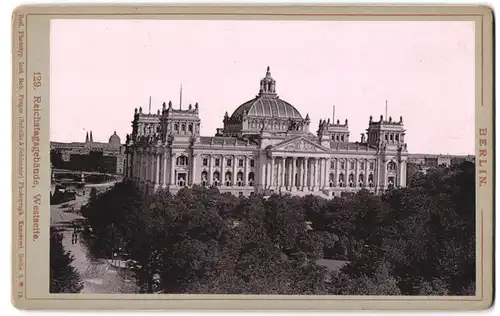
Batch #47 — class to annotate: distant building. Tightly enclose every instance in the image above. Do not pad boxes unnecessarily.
[124,67,409,197]
[408,154,475,167]
[406,153,475,176]
[50,131,126,175]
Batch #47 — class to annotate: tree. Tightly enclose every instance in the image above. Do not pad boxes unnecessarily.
[50,229,83,293]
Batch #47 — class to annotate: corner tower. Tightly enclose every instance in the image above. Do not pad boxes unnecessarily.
[366,114,408,189]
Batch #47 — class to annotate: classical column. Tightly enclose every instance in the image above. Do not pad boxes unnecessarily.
[354,159,359,188]
[335,159,340,187]
[312,158,318,190]
[162,152,168,187]
[150,153,156,184]
[304,158,309,190]
[244,156,248,186]
[170,152,176,185]
[232,156,237,186]
[318,158,322,188]
[145,152,149,182]
[221,155,225,185]
[287,157,293,189]
[132,152,136,179]
[138,151,142,181]
[155,152,160,186]
[208,155,213,185]
[280,157,286,191]
[291,157,297,189]
[325,158,329,188]
[298,159,302,189]
[365,160,369,187]
[261,161,266,189]
[142,152,146,181]
[191,153,197,185]
[270,157,275,189]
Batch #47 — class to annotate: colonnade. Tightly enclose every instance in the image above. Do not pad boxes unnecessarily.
[260,156,331,191]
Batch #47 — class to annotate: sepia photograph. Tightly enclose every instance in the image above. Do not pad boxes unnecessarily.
[46,17,479,297]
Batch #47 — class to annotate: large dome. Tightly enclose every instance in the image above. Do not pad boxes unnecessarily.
[108,131,121,147]
[230,97,303,120]
[229,66,303,121]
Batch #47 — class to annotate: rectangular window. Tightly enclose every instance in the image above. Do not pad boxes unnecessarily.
[350,162,355,169]
[340,162,345,169]
[370,162,374,170]
[227,159,232,167]
[202,158,208,166]
[215,158,220,167]
[330,160,335,169]
[238,159,244,167]
[360,162,365,169]
[250,159,255,167]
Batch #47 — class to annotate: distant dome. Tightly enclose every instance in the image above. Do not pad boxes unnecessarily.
[108,131,121,147]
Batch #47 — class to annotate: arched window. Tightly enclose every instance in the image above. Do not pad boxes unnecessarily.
[348,174,355,187]
[338,173,344,187]
[368,174,374,187]
[176,156,189,166]
[248,172,255,187]
[236,172,244,187]
[329,173,335,187]
[201,171,208,187]
[358,174,364,187]
[387,161,397,171]
[213,171,220,187]
[225,171,232,186]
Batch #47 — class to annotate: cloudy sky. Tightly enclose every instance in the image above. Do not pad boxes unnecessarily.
[50,19,475,155]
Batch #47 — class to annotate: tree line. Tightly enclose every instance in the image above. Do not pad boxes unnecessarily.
[80,161,476,295]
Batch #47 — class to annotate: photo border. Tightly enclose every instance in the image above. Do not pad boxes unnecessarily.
[11,4,494,310]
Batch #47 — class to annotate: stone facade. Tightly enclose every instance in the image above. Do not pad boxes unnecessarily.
[124,67,409,198]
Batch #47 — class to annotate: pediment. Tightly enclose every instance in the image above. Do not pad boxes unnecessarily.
[271,137,329,153]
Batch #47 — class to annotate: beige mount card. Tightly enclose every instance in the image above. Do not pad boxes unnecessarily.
[11,3,494,311]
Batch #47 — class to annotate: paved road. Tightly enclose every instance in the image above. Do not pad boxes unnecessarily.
[51,180,138,293]
[61,229,138,293]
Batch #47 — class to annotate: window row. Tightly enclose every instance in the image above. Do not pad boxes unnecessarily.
[176,156,257,168]
[173,122,196,133]
[200,171,255,187]
[329,160,375,171]
[202,157,255,168]
[331,134,347,142]
[328,173,375,188]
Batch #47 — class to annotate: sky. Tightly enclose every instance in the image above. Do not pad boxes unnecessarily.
[50,19,475,155]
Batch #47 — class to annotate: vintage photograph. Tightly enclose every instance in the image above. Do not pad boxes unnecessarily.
[48,18,476,296]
